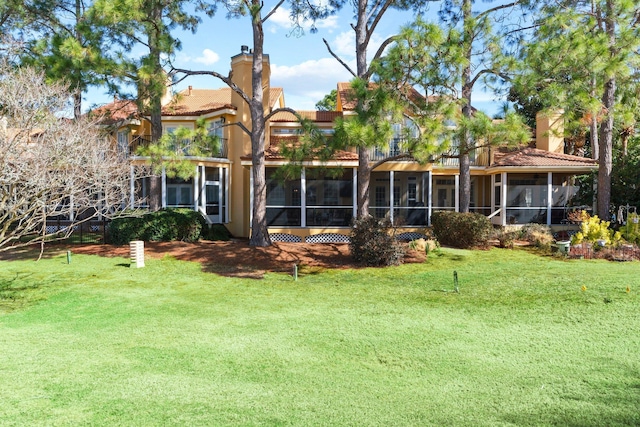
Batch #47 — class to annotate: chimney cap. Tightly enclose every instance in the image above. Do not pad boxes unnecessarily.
[241,45,249,54]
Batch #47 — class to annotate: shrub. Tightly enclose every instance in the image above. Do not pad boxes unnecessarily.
[431,211,492,249]
[493,226,520,249]
[620,213,640,245]
[520,223,554,250]
[201,223,232,241]
[107,215,146,245]
[571,210,621,246]
[350,216,405,266]
[107,209,204,244]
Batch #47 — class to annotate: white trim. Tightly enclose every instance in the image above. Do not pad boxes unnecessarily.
[352,168,358,219]
[130,165,135,209]
[218,167,224,222]
[454,174,460,212]
[224,167,230,223]
[501,172,507,226]
[301,168,307,228]
[161,167,167,208]
[427,170,433,226]
[547,172,553,225]
[160,108,237,121]
[193,165,200,210]
[390,170,395,223]
[200,166,206,212]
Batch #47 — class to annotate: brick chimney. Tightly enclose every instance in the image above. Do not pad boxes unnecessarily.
[535,110,565,154]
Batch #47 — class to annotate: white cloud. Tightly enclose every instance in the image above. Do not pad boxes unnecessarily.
[271,57,354,109]
[266,6,339,34]
[328,31,389,61]
[194,49,220,66]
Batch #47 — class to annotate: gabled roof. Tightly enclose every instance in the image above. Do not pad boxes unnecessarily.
[94,87,284,120]
[269,110,342,123]
[490,147,598,168]
[269,87,284,109]
[90,99,139,124]
[162,88,236,116]
[337,82,437,112]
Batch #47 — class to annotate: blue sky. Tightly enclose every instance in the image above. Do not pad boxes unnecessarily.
[84,3,505,116]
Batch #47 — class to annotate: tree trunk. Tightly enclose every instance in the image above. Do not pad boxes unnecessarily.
[146,8,164,212]
[597,76,615,220]
[354,0,370,218]
[590,74,599,160]
[357,150,371,218]
[596,0,616,220]
[248,4,271,247]
[73,89,82,120]
[459,0,473,213]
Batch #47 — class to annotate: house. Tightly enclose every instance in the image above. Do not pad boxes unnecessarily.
[96,48,598,241]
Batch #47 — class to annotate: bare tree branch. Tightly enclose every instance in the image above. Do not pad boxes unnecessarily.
[323,38,357,78]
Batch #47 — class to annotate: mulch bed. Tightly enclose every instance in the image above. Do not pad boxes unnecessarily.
[1,240,427,279]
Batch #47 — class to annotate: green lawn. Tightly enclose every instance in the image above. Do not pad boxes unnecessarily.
[1,248,639,426]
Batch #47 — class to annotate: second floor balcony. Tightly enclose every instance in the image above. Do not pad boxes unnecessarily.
[126,135,229,159]
[367,138,490,167]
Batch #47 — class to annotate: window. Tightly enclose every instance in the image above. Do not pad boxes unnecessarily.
[167,185,192,206]
[408,183,417,205]
[323,181,339,205]
[208,120,224,140]
[117,130,129,156]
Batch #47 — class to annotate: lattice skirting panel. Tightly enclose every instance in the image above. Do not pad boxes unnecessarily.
[304,233,351,244]
[396,232,428,242]
[270,233,303,243]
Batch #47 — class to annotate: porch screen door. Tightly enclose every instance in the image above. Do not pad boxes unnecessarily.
[205,168,223,223]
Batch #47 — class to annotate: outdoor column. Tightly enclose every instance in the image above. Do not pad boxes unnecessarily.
[547,172,553,225]
[193,165,200,211]
[224,167,230,223]
[427,171,433,226]
[301,168,307,227]
[161,166,167,208]
[454,174,460,212]
[389,170,395,223]
[352,167,357,218]
[130,165,135,209]
[501,172,507,226]
[200,166,206,213]
[218,167,223,220]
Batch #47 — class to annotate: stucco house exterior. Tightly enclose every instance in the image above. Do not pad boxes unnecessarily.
[96,49,598,241]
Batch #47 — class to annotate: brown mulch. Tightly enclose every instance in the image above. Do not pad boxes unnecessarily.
[1,240,426,279]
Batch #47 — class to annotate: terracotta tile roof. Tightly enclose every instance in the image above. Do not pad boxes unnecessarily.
[337,82,459,113]
[162,88,236,116]
[337,82,356,111]
[490,147,598,168]
[90,99,139,124]
[269,110,342,122]
[269,87,283,108]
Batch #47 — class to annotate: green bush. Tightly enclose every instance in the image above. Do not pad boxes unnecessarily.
[571,210,621,246]
[431,211,492,249]
[620,213,640,245]
[107,209,204,244]
[350,216,405,266]
[200,223,232,241]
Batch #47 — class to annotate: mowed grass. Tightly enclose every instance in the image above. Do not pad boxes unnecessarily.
[1,248,639,426]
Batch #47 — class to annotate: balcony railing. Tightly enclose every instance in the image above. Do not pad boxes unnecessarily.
[367,139,490,167]
[128,135,228,158]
